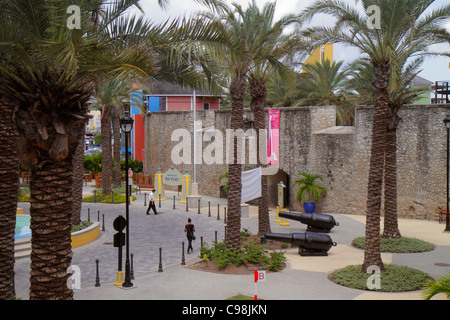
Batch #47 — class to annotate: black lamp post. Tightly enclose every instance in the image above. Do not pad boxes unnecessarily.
[120,111,134,287]
[444,115,450,232]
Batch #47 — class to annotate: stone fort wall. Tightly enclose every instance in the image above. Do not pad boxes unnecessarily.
[144,104,450,220]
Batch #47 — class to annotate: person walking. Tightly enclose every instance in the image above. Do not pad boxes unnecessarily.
[184,218,195,254]
[146,189,158,215]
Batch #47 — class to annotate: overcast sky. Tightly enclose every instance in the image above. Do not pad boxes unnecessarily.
[131,0,450,82]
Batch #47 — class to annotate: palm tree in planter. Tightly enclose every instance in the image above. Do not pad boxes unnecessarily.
[293,172,327,213]
[302,0,450,272]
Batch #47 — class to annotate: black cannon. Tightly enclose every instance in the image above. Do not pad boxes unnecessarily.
[265,232,337,256]
[279,211,339,233]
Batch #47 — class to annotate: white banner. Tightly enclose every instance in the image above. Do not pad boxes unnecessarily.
[241,167,262,203]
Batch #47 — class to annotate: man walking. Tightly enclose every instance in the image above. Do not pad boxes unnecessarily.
[146,189,158,215]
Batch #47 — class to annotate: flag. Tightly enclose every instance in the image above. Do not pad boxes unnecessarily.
[241,167,262,203]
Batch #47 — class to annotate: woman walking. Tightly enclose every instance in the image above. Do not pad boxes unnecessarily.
[184,218,195,254]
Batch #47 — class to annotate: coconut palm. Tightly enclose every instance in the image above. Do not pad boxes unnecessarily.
[302,0,450,272]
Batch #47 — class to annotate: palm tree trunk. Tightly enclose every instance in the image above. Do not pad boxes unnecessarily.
[250,79,271,235]
[101,106,112,195]
[382,110,401,239]
[112,106,122,188]
[71,125,86,225]
[226,74,246,251]
[362,60,390,273]
[0,100,20,300]
[29,159,74,300]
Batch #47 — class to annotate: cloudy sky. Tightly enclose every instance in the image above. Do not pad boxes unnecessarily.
[131,0,450,82]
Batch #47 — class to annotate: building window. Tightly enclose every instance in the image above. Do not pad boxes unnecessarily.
[203,102,210,110]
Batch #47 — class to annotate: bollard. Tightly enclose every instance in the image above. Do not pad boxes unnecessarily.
[173,195,176,210]
[224,207,227,223]
[217,204,220,220]
[208,202,211,217]
[88,208,90,221]
[102,214,105,231]
[88,210,90,222]
[95,259,100,287]
[200,236,203,250]
[159,194,161,208]
[130,253,134,280]
[144,193,147,207]
[97,210,100,222]
[215,231,218,243]
[111,191,114,204]
[158,248,163,272]
[198,199,201,214]
[181,242,186,266]
[186,199,189,212]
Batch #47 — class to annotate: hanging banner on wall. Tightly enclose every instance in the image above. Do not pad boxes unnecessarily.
[267,109,280,165]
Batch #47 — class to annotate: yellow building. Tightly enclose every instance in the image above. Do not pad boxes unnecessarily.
[302,44,334,72]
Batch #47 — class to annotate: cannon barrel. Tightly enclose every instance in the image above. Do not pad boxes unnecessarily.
[265,232,337,256]
[278,212,339,232]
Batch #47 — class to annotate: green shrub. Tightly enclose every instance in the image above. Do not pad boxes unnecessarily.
[200,236,286,271]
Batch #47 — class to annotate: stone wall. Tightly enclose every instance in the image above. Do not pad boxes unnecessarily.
[145,104,450,220]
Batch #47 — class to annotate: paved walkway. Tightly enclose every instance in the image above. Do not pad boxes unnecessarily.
[13,185,450,300]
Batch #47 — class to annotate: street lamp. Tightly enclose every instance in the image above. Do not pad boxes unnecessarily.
[443,115,450,232]
[120,111,134,287]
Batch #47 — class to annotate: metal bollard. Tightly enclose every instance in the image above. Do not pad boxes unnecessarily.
[186,199,189,212]
[159,194,161,208]
[200,236,203,250]
[130,253,134,280]
[224,207,227,223]
[158,248,163,272]
[198,199,201,214]
[144,193,147,207]
[181,242,186,266]
[173,195,176,210]
[208,201,211,217]
[95,259,100,287]
[102,214,105,231]
[97,210,100,222]
[217,204,220,220]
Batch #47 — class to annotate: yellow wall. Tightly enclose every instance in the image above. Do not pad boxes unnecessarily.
[71,222,100,248]
[302,44,334,72]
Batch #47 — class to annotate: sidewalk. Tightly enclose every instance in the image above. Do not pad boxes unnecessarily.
[13,184,450,300]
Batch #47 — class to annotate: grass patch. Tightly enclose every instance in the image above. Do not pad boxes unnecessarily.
[330,264,433,292]
[352,236,434,253]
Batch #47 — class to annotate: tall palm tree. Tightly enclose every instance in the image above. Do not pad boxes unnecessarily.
[347,56,430,239]
[302,0,450,272]
[244,0,300,235]
[0,0,167,299]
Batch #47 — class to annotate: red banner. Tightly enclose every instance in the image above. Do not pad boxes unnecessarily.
[267,109,280,165]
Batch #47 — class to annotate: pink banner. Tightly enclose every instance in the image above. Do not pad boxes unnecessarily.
[267,109,280,165]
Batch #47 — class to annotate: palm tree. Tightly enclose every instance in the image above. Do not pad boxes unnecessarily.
[422,272,450,300]
[295,58,353,125]
[302,0,450,272]
[347,56,430,239]
[0,0,168,299]
[244,0,300,235]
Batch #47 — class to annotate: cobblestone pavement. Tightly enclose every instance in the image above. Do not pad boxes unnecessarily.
[14,189,229,299]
